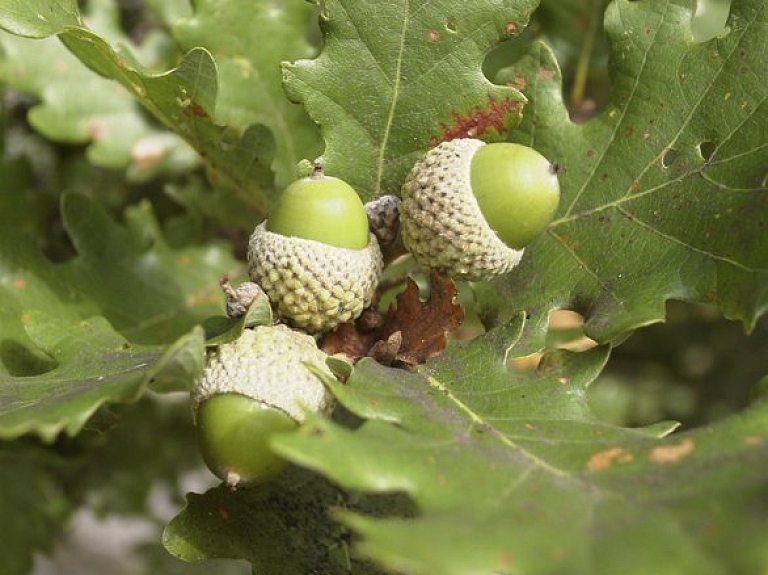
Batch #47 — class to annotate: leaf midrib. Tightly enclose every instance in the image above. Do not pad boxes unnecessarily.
[374,4,410,198]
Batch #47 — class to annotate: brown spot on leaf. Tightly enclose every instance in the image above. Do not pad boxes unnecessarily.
[505,22,518,34]
[508,75,526,91]
[13,276,26,289]
[218,507,231,521]
[744,435,763,446]
[430,96,522,146]
[428,30,439,41]
[182,102,209,119]
[537,67,556,80]
[649,437,694,464]
[587,447,633,471]
[321,271,464,365]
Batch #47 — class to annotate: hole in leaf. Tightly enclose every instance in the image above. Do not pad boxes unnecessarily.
[661,148,680,169]
[698,141,716,161]
[546,310,596,352]
[445,17,457,33]
[0,339,58,377]
[482,28,537,86]
[509,310,596,373]
[588,301,767,429]
[691,0,732,42]
[510,352,543,373]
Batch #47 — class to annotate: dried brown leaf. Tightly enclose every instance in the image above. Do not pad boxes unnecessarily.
[321,271,465,364]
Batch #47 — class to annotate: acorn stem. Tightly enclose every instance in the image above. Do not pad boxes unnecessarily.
[311,162,324,178]
[219,275,237,298]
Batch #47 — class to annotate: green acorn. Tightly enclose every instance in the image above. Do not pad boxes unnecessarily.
[400,138,560,280]
[248,166,383,334]
[191,324,334,488]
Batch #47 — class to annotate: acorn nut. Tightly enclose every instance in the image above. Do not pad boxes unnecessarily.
[400,138,560,281]
[248,166,383,334]
[191,324,334,488]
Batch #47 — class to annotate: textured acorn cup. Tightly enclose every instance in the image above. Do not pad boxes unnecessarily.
[400,138,560,281]
[192,324,334,488]
[249,168,383,334]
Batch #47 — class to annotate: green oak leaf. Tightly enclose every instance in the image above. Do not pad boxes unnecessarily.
[0,0,80,38]
[476,0,767,352]
[1,192,236,349]
[283,0,538,201]
[271,331,768,575]
[0,313,204,441]
[173,0,323,188]
[0,191,237,439]
[0,445,71,575]
[55,193,237,344]
[59,29,277,215]
[164,468,399,575]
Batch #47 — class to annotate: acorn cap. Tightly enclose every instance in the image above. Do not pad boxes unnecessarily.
[365,195,401,247]
[400,138,524,281]
[248,222,383,334]
[191,324,333,422]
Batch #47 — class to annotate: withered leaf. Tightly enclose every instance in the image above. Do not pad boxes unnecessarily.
[321,271,465,365]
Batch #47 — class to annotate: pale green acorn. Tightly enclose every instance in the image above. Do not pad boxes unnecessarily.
[400,138,560,281]
[248,167,383,334]
[191,324,334,488]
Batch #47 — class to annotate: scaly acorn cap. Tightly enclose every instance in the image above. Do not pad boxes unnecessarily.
[400,138,524,281]
[365,195,401,247]
[248,222,383,334]
[192,324,334,487]
[191,324,333,422]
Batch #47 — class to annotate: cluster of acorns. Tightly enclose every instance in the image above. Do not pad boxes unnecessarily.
[192,139,560,487]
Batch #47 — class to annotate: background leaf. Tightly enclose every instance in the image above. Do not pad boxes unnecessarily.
[0,191,237,440]
[0,445,71,575]
[0,0,80,38]
[0,0,194,171]
[57,30,277,215]
[0,313,203,441]
[0,1,279,215]
[173,0,322,188]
